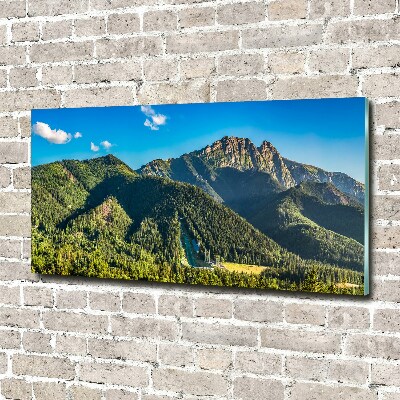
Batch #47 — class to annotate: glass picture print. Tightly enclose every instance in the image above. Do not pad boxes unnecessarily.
[31,98,369,295]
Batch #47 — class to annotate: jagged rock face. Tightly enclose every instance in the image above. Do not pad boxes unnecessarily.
[138,136,365,204]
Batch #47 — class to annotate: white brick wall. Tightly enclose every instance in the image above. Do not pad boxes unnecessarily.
[0,0,399,398]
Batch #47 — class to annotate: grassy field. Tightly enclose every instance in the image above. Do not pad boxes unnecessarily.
[222,262,268,275]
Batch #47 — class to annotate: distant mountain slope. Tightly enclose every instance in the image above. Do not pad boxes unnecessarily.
[138,136,365,204]
[247,182,364,271]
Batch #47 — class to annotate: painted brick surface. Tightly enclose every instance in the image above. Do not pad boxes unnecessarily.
[0,0,398,398]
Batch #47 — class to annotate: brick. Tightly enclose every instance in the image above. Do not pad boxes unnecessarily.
[381,393,400,400]
[290,382,375,400]
[0,239,21,258]
[197,348,232,370]
[108,13,140,34]
[166,31,239,54]
[138,80,209,104]
[22,332,52,353]
[0,116,18,138]
[179,7,215,28]
[261,328,341,354]
[374,309,400,333]
[0,261,38,281]
[218,53,265,76]
[373,226,400,249]
[233,376,284,400]
[345,333,400,359]
[0,285,20,305]
[0,352,7,373]
[0,192,30,213]
[88,338,156,362]
[105,389,138,400]
[13,167,31,189]
[75,17,105,37]
[122,292,156,314]
[234,299,283,323]
[242,24,323,49]
[286,356,328,381]
[326,18,400,44]
[363,74,400,98]
[24,286,53,307]
[285,303,325,326]
[194,297,232,319]
[329,360,369,385]
[0,89,61,112]
[308,48,350,74]
[12,21,39,42]
[91,0,156,10]
[159,343,193,367]
[218,2,265,25]
[56,334,87,356]
[75,61,141,84]
[42,65,73,86]
[0,46,26,66]
[0,329,21,349]
[0,0,26,18]
[353,45,400,69]
[180,57,215,79]
[378,164,400,191]
[43,311,108,335]
[217,79,266,102]
[354,0,395,15]
[271,75,358,99]
[143,58,178,81]
[111,316,178,340]
[96,37,163,59]
[18,115,30,138]
[373,195,400,221]
[28,0,89,17]
[268,0,307,20]
[153,368,228,396]
[310,0,349,18]
[374,135,400,161]
[89,291,120,311]
[182,321,257,347]
[63,86,133,108]
[22,239,30,259]
[41,20,73,40]
[0,142,28,164]
[373,251,400,275]
[1,379,32,400]
[327,306,370,329]
[236,351,282,374]
[70,385,102,400]
[376,102,400,129]
[30,41,93,63]
[0,166,11,188]
[0,215,31,236]
[0,69,6,87]
[372,363,400,386]
[80,362,148,387]
[143,10,177,31]
[373,280,400,303]
[13,354,75,379]
[56,289,87,309]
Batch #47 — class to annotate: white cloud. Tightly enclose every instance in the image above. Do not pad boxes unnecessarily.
[100,140,112,150]
[90,142,99,152]
[32,122,72,144]
[74,132,82,138]
[141,105,167,131]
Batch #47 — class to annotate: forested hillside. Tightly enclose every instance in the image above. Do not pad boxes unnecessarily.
[32,154,364,295]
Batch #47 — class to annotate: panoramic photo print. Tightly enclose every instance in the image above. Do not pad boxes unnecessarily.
[31,98,369,295]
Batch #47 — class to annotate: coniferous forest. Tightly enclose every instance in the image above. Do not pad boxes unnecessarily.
[32,136,366,295]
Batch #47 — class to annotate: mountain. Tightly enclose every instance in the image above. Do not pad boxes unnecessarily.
[32,155,364,294]
[138,136,365,204]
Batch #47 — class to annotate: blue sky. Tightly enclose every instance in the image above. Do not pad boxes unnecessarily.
[31,98,367,183]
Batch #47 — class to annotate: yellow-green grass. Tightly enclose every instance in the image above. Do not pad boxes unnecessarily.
[222,262,267,275]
